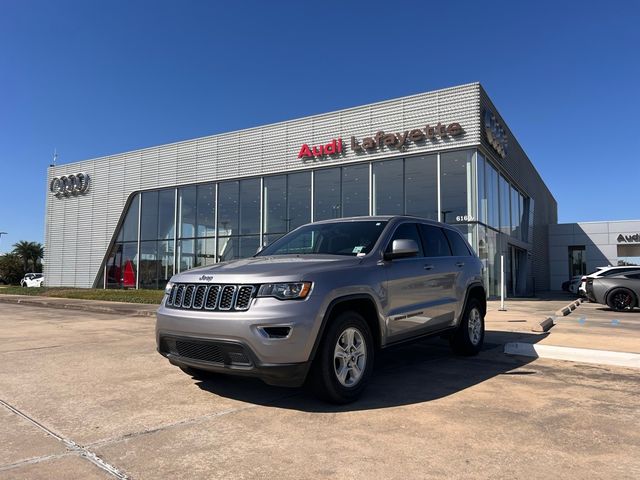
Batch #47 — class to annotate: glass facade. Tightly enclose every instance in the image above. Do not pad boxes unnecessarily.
[99,148,533,296]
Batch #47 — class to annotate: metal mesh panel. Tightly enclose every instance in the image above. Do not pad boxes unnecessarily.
[174,285,185,307]
[205,285,221,310]
[235,286,254,310]
[192,285,207,309]
[175,341,225,364]
[182,285,195,308]
[218,285,236,310]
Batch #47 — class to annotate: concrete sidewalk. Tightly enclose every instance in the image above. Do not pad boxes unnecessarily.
[0,294,158,317]
[492,294,640,371]
[487,295,640,354]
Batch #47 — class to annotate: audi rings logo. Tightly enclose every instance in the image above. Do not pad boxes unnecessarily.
[483,109,508,159]
[50,172,91,197]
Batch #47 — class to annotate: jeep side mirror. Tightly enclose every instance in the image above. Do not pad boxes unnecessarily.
[384,239,419,260]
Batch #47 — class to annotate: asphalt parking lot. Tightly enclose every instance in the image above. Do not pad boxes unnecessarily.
[1,302,639,479]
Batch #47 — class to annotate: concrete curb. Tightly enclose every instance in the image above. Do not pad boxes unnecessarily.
[504,342,640,369]
[0,295,157,318]
[532,316,555,333]
[554,298,583,317]
[531,298,584,333]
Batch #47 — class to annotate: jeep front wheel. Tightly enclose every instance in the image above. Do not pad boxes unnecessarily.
[310,311,374,404]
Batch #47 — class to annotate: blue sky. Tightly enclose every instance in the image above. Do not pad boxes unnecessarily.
[1,0,639,253]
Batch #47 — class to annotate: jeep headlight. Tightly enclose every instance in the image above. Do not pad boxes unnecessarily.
[164,281,174,295]
[257,282,311,300]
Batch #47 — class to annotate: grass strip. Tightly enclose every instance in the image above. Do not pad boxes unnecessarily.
[0,286,164,304]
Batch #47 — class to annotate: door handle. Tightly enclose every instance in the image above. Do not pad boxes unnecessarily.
[456,262,465,267]
[424,264,435,270]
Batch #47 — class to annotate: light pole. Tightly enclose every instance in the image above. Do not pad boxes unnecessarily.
[0,232,7,253]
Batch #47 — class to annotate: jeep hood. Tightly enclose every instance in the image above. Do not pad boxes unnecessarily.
[171,255,365,284]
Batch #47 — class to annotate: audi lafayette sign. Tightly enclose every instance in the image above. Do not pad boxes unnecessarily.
[298,121,464,161]
[50,172,91,197]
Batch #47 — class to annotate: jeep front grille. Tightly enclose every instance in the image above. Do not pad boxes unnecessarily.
[166,283,255,312]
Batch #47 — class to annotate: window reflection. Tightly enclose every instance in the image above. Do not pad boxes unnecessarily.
[373,159,403,215]
[218,181,239,236]
[240,179,260,235]
[196,184,215,237]
[440,151,474,224]
[405,155,437,220]
[342,164,369,217]
[264,176,287,234]
[288,172,311,230]
[179,186,197,238]
[314,168,341,221]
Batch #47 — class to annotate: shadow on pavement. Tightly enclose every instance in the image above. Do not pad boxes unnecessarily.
[190,330,547,412]
[594,306,640,314]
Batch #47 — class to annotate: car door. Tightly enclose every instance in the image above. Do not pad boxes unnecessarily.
[384,222,452,341]
[418,224,458,329]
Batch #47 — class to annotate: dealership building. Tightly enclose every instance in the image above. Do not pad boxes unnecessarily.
[44,83,558,296]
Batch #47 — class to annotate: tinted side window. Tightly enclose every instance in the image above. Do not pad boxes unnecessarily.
[419,224,451,257]
[386,223,424,257]
[625,273,640,279]
[602,268,634,277]
[444,229,472,256]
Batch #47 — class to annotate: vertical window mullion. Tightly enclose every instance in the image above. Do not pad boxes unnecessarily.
[368,162,373,216]
[173,188,178,274]
[437,152,441,222]
[259,177,264,247]
[310,170,315,222]
[136,194,141,289]
[214,183,219,263]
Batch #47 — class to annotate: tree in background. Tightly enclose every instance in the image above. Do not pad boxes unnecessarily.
[12,241,44,273]
[0,253,25,284]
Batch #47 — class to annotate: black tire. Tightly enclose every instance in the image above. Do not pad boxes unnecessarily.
[450,297,485,356]
[309,311,374,404]
[606,288,636,311]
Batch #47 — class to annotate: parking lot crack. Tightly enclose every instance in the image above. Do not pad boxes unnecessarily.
[0,398,131,479]
[0,451,76,472]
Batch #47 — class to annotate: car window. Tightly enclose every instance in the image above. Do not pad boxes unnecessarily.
[418,224,451,257]
[258,220,388,257]
[386,223,424,257]
[624,273,640,279]
[601,268,636,277]
[443,229,472,256]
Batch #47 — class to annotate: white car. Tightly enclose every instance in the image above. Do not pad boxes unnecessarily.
[578,266,640,297]
[20,273,44,288]
[568,275,582,294]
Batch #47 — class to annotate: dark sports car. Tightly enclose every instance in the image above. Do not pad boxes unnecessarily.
[586,270,640,311]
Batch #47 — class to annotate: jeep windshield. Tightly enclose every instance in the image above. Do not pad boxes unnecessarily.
[257,220,388,257]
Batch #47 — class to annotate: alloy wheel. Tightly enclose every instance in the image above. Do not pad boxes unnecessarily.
[467,307,483,346]
[333,327,367,387]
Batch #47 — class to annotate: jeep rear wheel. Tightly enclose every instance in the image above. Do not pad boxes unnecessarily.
[450,298,484,356]
[309,311,374,404]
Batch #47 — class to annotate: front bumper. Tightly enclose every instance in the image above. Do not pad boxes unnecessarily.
[156,295,325,386]
[158,335,309,387]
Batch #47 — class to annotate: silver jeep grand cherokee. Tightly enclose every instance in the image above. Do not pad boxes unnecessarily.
[157,216,486,403]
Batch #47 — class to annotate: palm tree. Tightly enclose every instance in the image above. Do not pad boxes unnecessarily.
[12,241,44,272]
[30,242,44,271]
[12,240,31,272]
